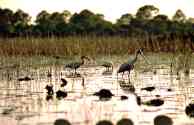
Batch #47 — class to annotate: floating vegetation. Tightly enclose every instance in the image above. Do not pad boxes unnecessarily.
[141,86,155,92]
[185,103,194,118]
[143,99,164,107]
[93,89,114,101]
[56,90,68,100]
[120,95,128,101]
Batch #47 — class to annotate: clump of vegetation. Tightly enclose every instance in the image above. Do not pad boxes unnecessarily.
[143,99,164,107]
[185,103,194,118]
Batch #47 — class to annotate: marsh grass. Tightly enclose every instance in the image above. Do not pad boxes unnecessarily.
[0,36,193,72]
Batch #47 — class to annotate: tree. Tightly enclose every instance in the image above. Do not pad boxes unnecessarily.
[116,13,133,25]
[69,9,114,35]
[172,9,186,22]
[35,10,51,35]
[0,8,14,35]
[13,9,31,35]
[136,5,159,20]
[153,14,169,22]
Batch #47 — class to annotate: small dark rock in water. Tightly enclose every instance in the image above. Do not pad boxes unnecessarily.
[116,118,134,125]
[184,69,190,75]
[185,103,194,118]
[54,119,71,125]
[61,78,68,87]
[93,89,114,101]
[153,70,157,75]
[143,99,164,107]
[155,95,160,97]
[141,86,155,92]
[167,88,172,92]
[56,90,67,100]
[47,72,52,77]
[18,76,33,81]
[45,84,54,95]
[121,95,128,100]
[96,120,113,125]
[154,115,173,125]
[46,95,53,101]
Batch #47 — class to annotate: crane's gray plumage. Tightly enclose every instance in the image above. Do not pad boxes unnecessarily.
[117,49,142,78]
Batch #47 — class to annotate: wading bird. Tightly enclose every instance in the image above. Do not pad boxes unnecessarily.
[117,49,143,78]
[64,56,90,75]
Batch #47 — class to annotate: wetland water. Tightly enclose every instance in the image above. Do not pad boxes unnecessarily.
[0,56,194,125]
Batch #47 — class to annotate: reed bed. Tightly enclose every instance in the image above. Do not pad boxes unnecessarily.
[0,36,193,57]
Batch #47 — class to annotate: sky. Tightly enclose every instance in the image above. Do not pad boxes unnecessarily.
[0,0,194,23]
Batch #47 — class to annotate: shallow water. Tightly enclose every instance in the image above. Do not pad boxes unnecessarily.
[0,62,194,125]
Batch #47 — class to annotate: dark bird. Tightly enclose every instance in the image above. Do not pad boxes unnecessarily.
[18,76,33,81]
[61,78,68,87]
[45,84,54,95]
[93,89,114,101]
[117,49,142,78]
[143,99,164,107]
[64,56,90,75]
[101,61,113,72]
[141,86,155,92]
[56,90,67,100]
[185,103,194,118]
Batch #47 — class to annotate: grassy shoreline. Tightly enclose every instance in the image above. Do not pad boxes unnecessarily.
[0,36,193,57]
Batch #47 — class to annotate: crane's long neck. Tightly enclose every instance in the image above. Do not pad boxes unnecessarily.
[81,59,85,65]
[128,52,139,65]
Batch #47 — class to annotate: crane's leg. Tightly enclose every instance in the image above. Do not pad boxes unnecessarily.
[122,72,124,79]
[128,73,130,79]
[128,70,131,79]
[74,69,77,76]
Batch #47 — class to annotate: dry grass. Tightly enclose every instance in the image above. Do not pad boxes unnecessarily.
[0,36,193,57]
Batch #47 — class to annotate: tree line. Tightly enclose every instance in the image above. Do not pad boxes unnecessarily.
[0,5,194,40]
